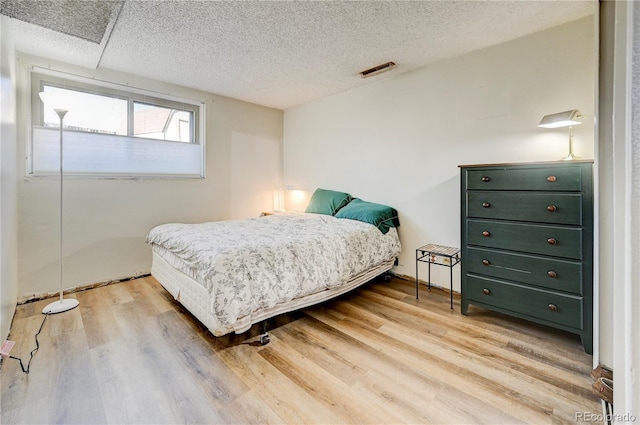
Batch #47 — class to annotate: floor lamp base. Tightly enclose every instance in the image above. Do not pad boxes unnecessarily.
[42,298,79,314]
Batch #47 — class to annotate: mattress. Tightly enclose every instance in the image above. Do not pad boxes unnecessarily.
[147,212,401,336]
[152,249,395,335]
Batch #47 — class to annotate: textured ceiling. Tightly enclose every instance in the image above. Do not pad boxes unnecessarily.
[3,0,594,110]
[0,0,120,43]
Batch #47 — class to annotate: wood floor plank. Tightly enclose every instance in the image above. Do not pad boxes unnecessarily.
[217,338,345,424]
[259,339,404,424]
[374,320,599,420]
[348,370,444,425]
[0,394,49,424]
[46,295,83,337]
[433,383,527,424]
[1,277,599,424]
[0,314,52,416]
[271,319,369,386]
[90,338,184,424]
[442,327,595,399]
[304,308,556,424]
[385,279,586,354]
[99,281,135,306]
[96,298,227,423]
[275,315,444,399]
[114,285,248,422]
[48,328,108,424]
[215,389,285,425]
[120,278,172,317]
[76,288,123,349]
[10,298,52,321]
[155,310,250,409]
[363,284,593,410]
[310,290,595,422]
[367,282,592,373]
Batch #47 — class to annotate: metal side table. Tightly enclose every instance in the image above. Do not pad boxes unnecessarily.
[416,244,461,310]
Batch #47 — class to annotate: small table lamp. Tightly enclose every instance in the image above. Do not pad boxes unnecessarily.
[538,109,584,160]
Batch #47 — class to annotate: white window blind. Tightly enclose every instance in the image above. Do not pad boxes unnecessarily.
[32,127,203,177]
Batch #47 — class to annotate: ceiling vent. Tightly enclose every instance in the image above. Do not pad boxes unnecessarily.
[359,61,396,79]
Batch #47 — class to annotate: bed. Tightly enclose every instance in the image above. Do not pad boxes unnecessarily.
[145,189,401,340]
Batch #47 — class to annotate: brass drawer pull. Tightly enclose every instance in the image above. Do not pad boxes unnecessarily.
[482,202,491,208]
[547,237,557,245]
[481,176,490,182]
[482,230,491,237]
[547,270,558,278]
[482,259,490,266]
[548,303,558,312]
[483,288,491,295]
[547,175,557,182]
[547,205,557,212]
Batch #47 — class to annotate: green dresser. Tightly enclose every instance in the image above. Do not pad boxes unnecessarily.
[459,161,593,354]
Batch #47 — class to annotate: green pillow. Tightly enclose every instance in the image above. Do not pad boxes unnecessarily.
[334,198,400,234]
[305,188,352,216]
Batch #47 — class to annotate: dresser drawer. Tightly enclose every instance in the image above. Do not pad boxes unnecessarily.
[466,166,582,191]
[466,247,582,294]
[467,191,582,225]
[465,275,582,329]
[467,219,582,259]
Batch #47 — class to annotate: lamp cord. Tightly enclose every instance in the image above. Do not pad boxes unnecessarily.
[8,313,50,374]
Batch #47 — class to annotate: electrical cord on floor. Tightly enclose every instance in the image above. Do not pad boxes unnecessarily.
[8,313,49,374]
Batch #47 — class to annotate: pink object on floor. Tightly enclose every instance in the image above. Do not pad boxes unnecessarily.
[0,340,15,357]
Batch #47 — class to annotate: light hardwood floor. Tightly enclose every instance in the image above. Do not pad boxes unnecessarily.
[1,275,601,424]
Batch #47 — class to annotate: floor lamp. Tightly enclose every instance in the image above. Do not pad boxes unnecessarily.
[39,92,79,314]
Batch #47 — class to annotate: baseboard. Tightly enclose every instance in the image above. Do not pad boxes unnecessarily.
[17,273,151,305]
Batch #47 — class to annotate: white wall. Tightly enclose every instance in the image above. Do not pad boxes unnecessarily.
[597,0,615,373]
[16,55,283,299]
[600,0,640,413]
[284,17,595,291]
[629,1,640,411]
[0,16,19,341]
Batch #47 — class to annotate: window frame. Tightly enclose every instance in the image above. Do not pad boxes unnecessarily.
[28,67,205,179]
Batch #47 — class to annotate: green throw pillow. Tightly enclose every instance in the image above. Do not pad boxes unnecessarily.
[305,188,352,216]
[334,198,400,234]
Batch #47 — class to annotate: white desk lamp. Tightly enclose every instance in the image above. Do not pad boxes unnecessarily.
[538,109,584,160]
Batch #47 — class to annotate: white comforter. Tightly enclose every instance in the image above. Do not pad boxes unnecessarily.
[146,213,401,330]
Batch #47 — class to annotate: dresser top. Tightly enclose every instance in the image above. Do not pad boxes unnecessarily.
[458,159,594,168]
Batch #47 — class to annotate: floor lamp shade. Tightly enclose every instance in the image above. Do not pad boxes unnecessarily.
[39,92,79,315]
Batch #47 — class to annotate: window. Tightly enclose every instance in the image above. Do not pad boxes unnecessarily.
[133,102,193,143]
[30,68,205,178]
[41,85,128,135]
